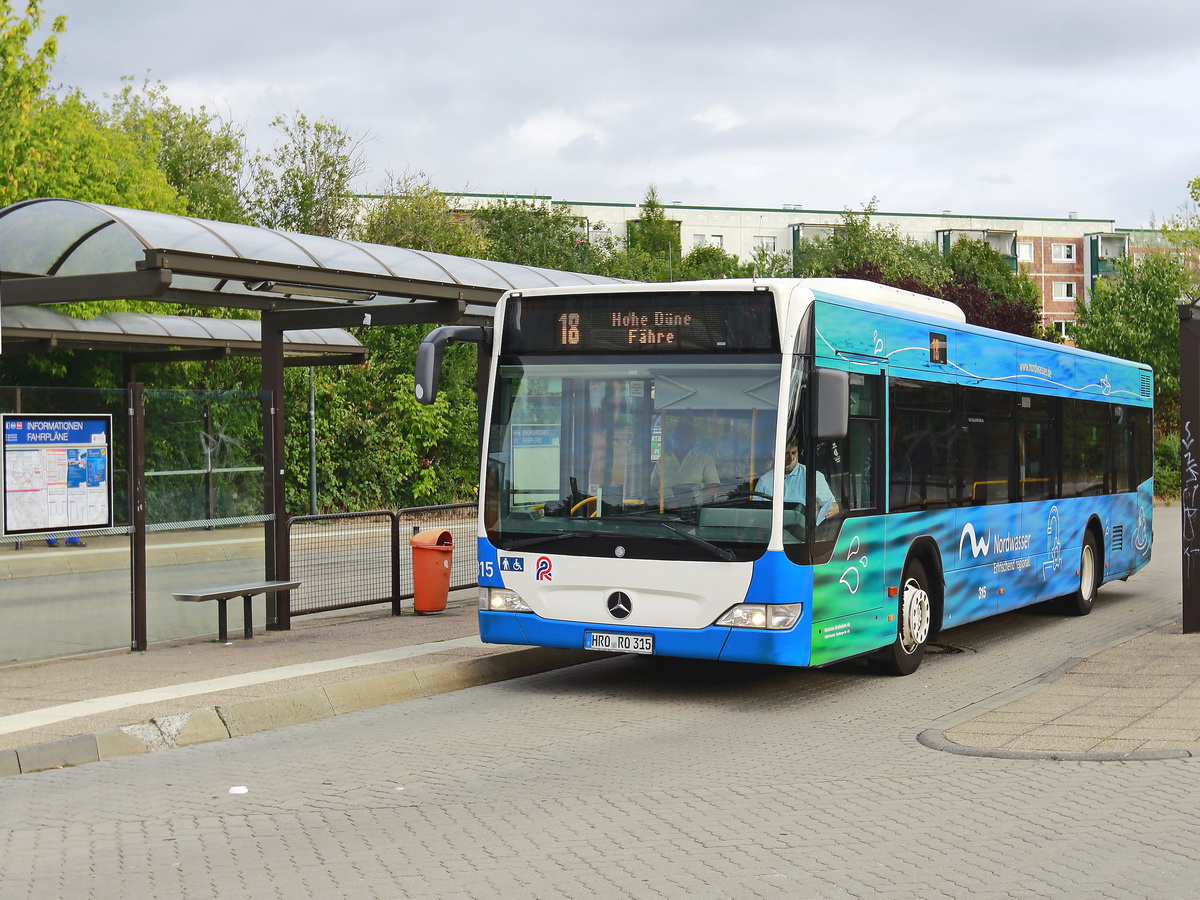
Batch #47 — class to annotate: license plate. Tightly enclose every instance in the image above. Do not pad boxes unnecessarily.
[585,631,654,654]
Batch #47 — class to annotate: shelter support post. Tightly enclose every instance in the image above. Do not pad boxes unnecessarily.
[127,381,148,651]
[261,313,291,630]
[1180,307,1200,633]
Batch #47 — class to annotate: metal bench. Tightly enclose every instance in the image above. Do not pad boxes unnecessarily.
[173,580,301,642]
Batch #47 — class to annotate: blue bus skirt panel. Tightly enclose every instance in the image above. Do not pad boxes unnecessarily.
[477,548,814,667]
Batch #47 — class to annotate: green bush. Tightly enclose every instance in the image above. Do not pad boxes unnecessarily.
[1154,431,1181,501]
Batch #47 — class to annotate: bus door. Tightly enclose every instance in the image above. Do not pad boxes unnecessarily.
[559,376,655,513]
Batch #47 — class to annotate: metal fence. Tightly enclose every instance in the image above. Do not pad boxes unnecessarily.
[287,503,477,617]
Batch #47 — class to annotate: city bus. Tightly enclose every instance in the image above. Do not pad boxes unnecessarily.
[415,278,1153,675]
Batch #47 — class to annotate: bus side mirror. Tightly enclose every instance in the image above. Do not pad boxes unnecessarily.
[814,368,849,440]
[414,325,493,404]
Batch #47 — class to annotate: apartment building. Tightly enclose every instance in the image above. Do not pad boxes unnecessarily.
[455,193,1152,334]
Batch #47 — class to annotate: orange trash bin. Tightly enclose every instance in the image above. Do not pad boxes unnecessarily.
[410,528,453,614]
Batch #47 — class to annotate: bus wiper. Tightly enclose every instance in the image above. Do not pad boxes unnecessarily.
[602,514,732,559]
[656,522,736,561]
[503,519,733,561]
[605,513,691,524]
[502,530,596,550]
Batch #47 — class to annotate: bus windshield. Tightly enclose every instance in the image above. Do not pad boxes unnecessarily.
[483,355,789,560]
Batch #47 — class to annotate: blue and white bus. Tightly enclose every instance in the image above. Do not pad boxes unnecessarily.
[416,278,1153,674]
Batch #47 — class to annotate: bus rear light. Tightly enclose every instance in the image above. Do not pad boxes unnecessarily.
[715,603,803,630]
[481,588,532,612]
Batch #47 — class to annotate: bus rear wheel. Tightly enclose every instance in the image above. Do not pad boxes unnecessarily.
[1061,531,1100,617]
[870,559,931,676]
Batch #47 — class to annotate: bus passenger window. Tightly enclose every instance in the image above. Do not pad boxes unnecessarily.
[965,388,1014,505]
[889,379,959,511]
[1063,399,1108,497]
[1018,395,1057,502]
[1111,405,1131,494]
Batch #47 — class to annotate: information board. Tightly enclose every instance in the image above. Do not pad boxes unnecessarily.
[2,415,113,535]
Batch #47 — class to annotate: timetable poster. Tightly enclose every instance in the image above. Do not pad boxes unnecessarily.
[2,415,113,536]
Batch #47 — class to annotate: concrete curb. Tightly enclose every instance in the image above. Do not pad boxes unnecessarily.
[3,646,605,778]
[916,727,1195,761]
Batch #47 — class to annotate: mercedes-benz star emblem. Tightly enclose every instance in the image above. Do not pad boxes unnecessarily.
[607,591,633,619]
[614,545,626,558]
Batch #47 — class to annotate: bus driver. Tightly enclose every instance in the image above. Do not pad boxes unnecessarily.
[759,440,838,523]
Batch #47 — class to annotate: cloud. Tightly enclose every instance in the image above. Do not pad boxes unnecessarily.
[31,0,1200,225]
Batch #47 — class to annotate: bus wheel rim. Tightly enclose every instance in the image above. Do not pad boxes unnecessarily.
[1080,543,1095,601]
[901,576,930,653]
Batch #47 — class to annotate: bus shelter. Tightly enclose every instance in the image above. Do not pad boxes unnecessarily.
[0,197,625,652]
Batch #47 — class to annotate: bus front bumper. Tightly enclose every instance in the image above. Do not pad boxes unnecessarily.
[479,610,812,667]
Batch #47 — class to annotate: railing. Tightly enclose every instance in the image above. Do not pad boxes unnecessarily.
[287,503,477,617]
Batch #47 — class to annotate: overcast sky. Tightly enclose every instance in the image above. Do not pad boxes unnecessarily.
[36,0,1200,228]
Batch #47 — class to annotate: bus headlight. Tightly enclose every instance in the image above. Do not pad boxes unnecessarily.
[480,587,532,612]
[715,603,803,630]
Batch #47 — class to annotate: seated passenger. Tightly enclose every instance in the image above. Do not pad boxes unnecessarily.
[759,441,838,523]
[651,419,719,501]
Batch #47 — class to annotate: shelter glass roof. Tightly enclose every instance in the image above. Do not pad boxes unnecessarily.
[0,198,626,304]
[1,305,366,358]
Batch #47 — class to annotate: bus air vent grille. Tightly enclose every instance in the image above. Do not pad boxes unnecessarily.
[1141,371,1152,398]
[1111,525,1124,551]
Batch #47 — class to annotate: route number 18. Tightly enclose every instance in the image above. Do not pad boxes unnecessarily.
[558,312,581,346]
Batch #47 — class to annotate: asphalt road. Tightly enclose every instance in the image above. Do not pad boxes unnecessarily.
[0,509,1190,899]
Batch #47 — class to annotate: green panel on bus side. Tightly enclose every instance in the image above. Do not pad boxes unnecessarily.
[809,516,892,665]
[811,297,885,361]
[810,608,892,665]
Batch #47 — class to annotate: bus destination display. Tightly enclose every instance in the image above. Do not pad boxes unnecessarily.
[504,291,779,353]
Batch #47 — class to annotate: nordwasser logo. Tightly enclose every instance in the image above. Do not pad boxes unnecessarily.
[959,523,1032,559]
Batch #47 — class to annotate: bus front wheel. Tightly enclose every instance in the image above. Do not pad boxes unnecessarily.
[870,559,931,676]
[1061,531,1100,617]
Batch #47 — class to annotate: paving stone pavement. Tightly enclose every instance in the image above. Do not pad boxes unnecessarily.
[930,621,1200,759]
[0,508,1195,897]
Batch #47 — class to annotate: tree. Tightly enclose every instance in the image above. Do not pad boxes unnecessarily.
[475,197,612,272]
[106,75,248,223]
[358,172,488,256]
[795,204,947,293]
[285,172,491,512]
[625,184,681,260]
[603,245,673,282]
[284,328,480,511]
[1071,252,1191,428]
[0,0,65,204]
[795,205,1049,338]
[21,89,182,212]
[942,238,1044,338]
[749,244,795,278]
[0,2,180,213]
[248,112,366,236]
[1163,176,1200,255]
[677,244,748,280]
